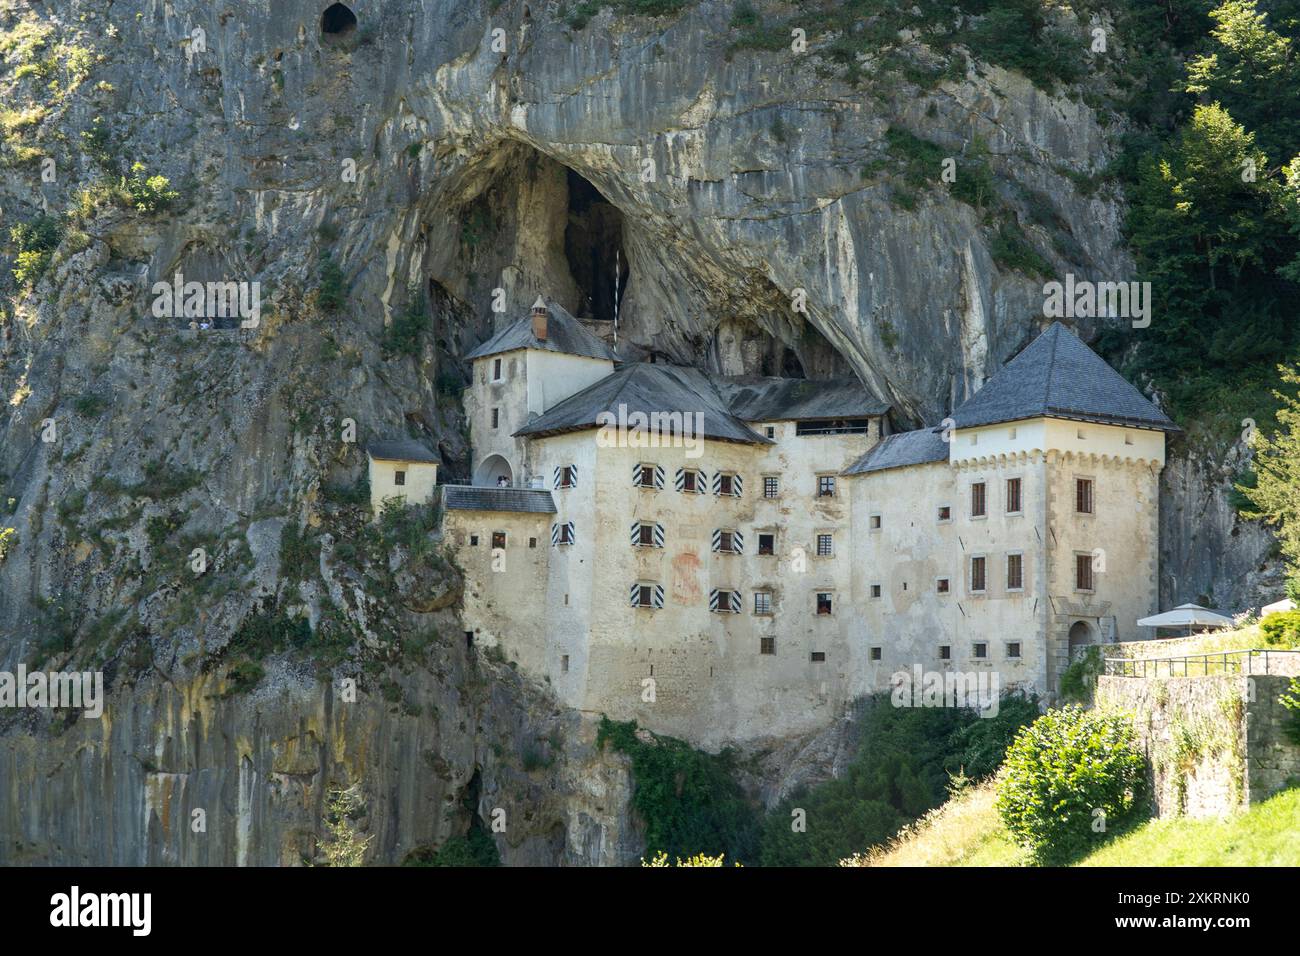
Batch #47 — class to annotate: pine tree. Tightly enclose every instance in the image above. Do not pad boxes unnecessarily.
[1239,364,1300,596]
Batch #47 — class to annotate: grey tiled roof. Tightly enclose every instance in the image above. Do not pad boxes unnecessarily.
[514,363,770,445]
[718,376,889,422]
[843,428,949,475]
[464,301,619,363]
[442,486,557,514]
[949,322,1178,432]
[367,439,441,464]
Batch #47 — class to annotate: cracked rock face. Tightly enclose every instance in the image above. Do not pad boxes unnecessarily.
[0,0,1277,864]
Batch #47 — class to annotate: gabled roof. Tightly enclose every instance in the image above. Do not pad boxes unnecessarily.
[464,300,619,363]
[843,428,949,476]
[513,363,770,445]
[367,439,441,464]
[442,486,556,514]
[949,322,1178,432]
[717,376,889,422]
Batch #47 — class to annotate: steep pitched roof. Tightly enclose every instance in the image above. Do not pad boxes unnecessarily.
[367,439,441,464]
[442,486,556,514]
[843,428,949,475]
[464,300,619,363]
[949,322,1178,432]
[513,363,769,445]
[717,376,889,422]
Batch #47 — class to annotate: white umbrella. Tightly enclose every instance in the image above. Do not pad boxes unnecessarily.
[1137,603,1233,635]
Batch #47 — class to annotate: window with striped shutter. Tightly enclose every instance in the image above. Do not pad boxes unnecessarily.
[554,464,577,489]
[629,521,665,548]
[630,582,664,608]
[551,521,575,546]
[675,468,705,493]
[709,589,741,613]
[711,529,743,554]
[712,472,742,497]
[633,463,665,489]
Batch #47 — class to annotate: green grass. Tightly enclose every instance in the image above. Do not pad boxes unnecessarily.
[859,780,1300,866]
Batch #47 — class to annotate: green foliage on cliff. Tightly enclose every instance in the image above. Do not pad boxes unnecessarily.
[596,716,760,863]
[8,214,61,287]
[1238,372,1300,593]
[759,693,1039,866]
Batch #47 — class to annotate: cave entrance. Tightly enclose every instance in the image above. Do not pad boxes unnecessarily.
[321,3,358,38]
[564,169,627,323]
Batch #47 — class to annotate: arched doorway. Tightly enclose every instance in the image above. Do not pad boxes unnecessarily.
[474,454,514,487]
[1068,620,1095,656]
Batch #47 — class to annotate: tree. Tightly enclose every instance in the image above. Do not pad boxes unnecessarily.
[319,784,372,866]
[1238,364,1300,593]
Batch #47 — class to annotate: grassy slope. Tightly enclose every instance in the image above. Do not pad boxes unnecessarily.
[861,782,1300,867]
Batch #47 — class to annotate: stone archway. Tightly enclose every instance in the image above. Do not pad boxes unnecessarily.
[473,454,514,487]
[320,3,358,39]
[1068,620,1095,655]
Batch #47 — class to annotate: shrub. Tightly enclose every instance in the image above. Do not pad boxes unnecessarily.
[318,253,346,312]
[0,527,17,562]
[403,829,500,867]
[1259,610,1300,649]
[121,163,178,213]
[1281,678,1300,746]
[382,291,430,357]
[996,707,1149,864]
[1058,645,1104,703]
[9,214,62,287]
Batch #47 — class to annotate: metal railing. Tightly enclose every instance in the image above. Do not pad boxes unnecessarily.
[1103,648,1300,678]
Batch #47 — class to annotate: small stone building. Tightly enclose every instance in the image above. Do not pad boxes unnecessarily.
[367,439,440,516]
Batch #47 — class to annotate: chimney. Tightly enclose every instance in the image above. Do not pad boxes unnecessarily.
[531,296,548,341]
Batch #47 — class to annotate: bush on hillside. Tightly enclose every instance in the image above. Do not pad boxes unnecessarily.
[1260,610,1300,648]
[996,707,1149,864]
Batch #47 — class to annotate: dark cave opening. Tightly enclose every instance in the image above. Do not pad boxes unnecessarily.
[564,169,628,323]
[321,3,358,37]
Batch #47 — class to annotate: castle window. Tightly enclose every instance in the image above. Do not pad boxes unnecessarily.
[870,584,881,599]
[1006,642,1022,659]
[529,537,537,548]
[869,513,882,531]
[469,534,479,546]
[710,589,742,614]
[764,425,777,440]
[816,592,833,615]
[394,470,406,486]
[492,531,507,549]
[635,463,665,490]
[677,468,702,493]
[973,642,988,659]
[561,654,570,673]
[552,522,575,547]
[754,591,772,615]
[714,472,742,497]
[1007,553,1023,591]
[971,482,986,518]
[492,357,503,381]
[713,529,743,554]
[816,533,833,557]
[630,582,664,609]
[970,555,986,593]
[817,475,836,498]
[936,577,950,594]
[939,645,951,660]
[763,475,780,498]
[631,521,664,548]
[758,532,775,555]
[555,464,577,489]
[491,408,500,429]
[1076,477,1094,514]
[810,651,826,662]
[1006,477,1022,514]
[870,646,882,661]
[937,505,951,523]
[760,637,776,655]
[1075,553,1094,591]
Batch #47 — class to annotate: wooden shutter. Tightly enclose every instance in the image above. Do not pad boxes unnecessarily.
[711,529,722,552]
[629,582,641,606]
[652,584,664,608]
[733,474,743,497]
[630,521,641,546]
[653,465,665,489]
[652,522,664,548]
[551,523,560,546]
[674,467,685,491]
[709,588,721,612]
[732,530,744,553]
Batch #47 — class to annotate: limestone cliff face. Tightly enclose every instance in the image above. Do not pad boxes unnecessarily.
[0,0,1276,863]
